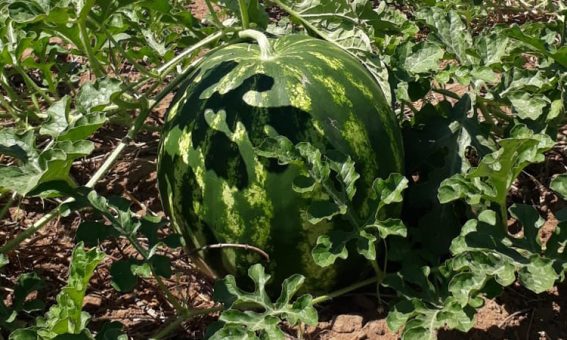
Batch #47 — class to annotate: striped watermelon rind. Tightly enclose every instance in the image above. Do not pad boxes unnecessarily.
[157,31,404,293]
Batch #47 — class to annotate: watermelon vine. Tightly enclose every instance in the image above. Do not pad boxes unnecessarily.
[0,0,566,339]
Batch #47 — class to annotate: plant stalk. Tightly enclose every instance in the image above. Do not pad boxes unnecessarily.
[312,277,379,305]
[13,65,54,105]
[204,0,224,28]
[500,203,509,234]
[0,193,16,221]
[78,21,105,78]
[77,0,104,79]
[0,96,21,122]
[156,31,224,75]
[238,0,250,29]
[238,30,275,59]
[151,306,223,339]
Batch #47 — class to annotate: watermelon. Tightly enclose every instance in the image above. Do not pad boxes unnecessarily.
[157,30,403,293]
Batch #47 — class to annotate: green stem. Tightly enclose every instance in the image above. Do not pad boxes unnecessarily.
[156,31,224,75]
[431,87,460,100]
[270,0,320,36]
[204,0,224,28]
[78,21,105,78]
[122,230,189,315]
[13,65,53,105]
[561,12,566,46]
[269,0,348,53]
[238,0,250,29]
[477,96,514,123]
[312,277,379,305]
[152,306,223,339]
[238,30,275,60]
[155,270,189,315]
[0,193,16,221]
[1,72,28,110]
[322,183,360,227]
[90,17,158,78]
[0,96,20,122]
[370,260,385,298]
[77,0,104,79]
[500,203,508,233]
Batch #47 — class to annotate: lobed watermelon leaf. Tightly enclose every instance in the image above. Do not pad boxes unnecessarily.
[8,243,106,339]
[438,124,555,225]
[209,264,317,340]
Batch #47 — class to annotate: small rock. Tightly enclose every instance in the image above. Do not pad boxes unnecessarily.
[363,320,389,338]
[83,295,102,308]
[332,314,363,333]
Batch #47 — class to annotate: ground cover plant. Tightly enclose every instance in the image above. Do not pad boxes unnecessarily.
[0,0,566,339]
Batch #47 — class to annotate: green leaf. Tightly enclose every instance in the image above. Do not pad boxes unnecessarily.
[439,126,554,211]
[8,328,38,340]
[110,260,137,292]
[39,81,112,141]
[550,174,567,200]
[75,221,117,246]
[505,25,567,68]
[0,140,94,196]
[403,42,445,74]
[387,297,475,338]
[95,321,127,340]
[475,29,511,66]
[13,243,105,339]
[509,204,544,252]
[0,129,38,163]
[327,152,360,201]
[417,7,475,65]
[210,264,317,338]
[356,228,378,260]
[449,211,563,296]
[508,92,549,120]
[76,78,123,114]
[307,200,345,224]
[371,173,408,206]
[518,256,557,293]
[311,232,351,267]
[207,324,256,340]
[149,255,172,279]
[292,176,316,193]
[130,262,152,278]
[215,0,269,29]
[368,218,407,239]
[40,96,71,138]
[255,134,299,165]
[548,99,564,122]
[296,143,330,183]
[13,272,45,312]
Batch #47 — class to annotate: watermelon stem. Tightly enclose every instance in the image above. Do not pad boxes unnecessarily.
[239,29,274,60]
[311,276,381,305]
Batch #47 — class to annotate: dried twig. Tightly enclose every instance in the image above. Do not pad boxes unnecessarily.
[498,308,531,328]
[189,243,270,262]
